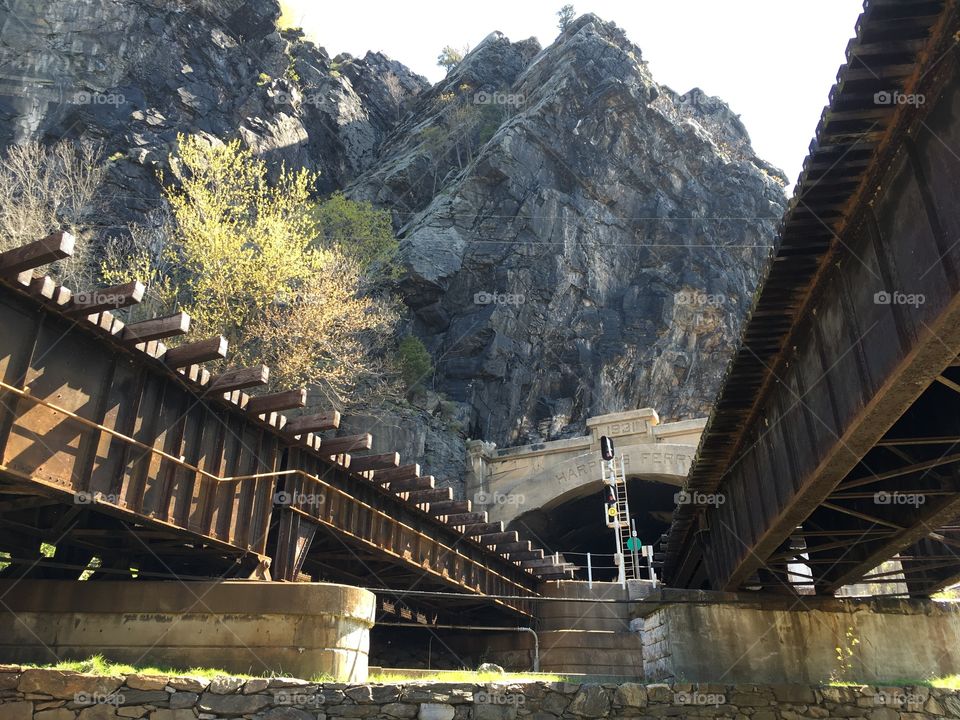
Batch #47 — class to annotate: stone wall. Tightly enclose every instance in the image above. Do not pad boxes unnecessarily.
[636,590,960,685]
[2,667,960,720]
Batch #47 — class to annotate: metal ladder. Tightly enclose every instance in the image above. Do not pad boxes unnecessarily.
[603,453,636,584]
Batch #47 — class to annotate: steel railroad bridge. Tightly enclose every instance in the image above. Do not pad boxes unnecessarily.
[0,237,576,622]
[664,0,960,597]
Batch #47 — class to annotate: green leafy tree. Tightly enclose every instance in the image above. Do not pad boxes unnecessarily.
[557,4,576,31]
[437,45,466,74]
[310,192,398,280]
[104,134,402,409]
[397,335,433,389]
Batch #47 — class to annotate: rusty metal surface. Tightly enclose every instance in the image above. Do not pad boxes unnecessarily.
[664,0,960,594]
[0,280,540,615]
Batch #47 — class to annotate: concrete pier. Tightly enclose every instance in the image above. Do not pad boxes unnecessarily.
[0,580,376,682]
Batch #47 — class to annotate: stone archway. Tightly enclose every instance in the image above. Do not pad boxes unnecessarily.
[465,408,705,529]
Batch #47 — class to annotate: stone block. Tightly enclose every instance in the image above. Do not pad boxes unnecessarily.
[35,709,75,720]
[168,693,198,709]
[197,692,270,714]
[417,704,455,720]
[0,701,32,720]
[18,672,124,700]
[125,677,168,692]
[380,703,417,718]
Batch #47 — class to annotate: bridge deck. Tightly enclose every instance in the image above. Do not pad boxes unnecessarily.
[665,0,960,596]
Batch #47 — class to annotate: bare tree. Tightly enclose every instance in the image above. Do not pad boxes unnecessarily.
[0,140,105,286]
[557,4,576,31]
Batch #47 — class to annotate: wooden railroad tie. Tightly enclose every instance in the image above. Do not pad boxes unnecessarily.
[284,411,341,435]
[373,464,420,484]
[208,365,269,393]
[246,388,307,415]
[165,336,228,367]
[121,312,191,345]
[319,433,371,455]
[0,232,75,276]
[66,280,145,316]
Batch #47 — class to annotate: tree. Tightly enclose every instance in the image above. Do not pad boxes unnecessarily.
[0,140,105,287]
[104,134,402,410]
[397,335,433,389]
[437,45,466,74]
[557,4,576,31]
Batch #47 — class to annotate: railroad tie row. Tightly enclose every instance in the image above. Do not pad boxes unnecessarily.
[0,232,573,581]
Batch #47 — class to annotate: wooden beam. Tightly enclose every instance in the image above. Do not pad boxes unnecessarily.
[319,434,371,455]
[427,500,470,516]
[164,336,228,367]
[389,476,435,492]
[28,275,56,300]
[445,511,488,526]
[66,280,145,315]
[373,464,420,483]
[496,541,532,553]
[405,487,453,504]
[349,452,400,473]
[0,232,74,275]
[505,549,543,561]
[477,531,517,545]
[208,365,269,393]
[284,412,341,435]
[246,388,307,415]
[461,522,504,536]
[120,312,191,345]
[523,557,568,569]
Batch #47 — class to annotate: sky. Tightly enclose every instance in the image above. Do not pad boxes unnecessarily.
[281,0,865,189]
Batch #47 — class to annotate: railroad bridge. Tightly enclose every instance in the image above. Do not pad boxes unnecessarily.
[0,0,959,683]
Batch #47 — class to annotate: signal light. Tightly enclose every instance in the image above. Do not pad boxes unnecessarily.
[600,435,615,461]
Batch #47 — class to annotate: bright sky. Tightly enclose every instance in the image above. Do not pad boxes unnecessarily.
[282,0,865,188]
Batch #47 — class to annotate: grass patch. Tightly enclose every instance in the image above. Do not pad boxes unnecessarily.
[829,675,960,689]
[34,655,247,679]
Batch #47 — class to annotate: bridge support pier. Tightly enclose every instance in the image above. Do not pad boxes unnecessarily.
[635,589,960,684]
[0,580,376,681]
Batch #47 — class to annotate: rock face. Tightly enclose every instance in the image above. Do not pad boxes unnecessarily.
[348,15,787,447]
[0,3,786,472]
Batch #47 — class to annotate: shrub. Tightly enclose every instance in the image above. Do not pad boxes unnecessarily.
[397,335,433,389]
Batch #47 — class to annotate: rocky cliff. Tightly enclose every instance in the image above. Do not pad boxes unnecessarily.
[0,0,787,481]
